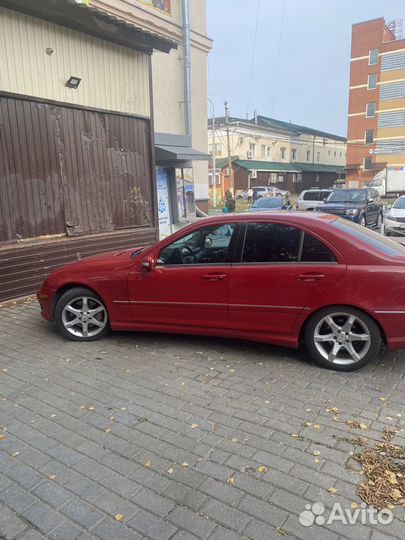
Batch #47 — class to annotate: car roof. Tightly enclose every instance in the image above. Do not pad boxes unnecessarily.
[191,211,338,225]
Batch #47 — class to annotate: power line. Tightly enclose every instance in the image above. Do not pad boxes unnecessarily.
[270,0,286,115]
[246,0,261,117]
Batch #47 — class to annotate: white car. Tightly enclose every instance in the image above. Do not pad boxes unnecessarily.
[384,195,405,236]
[237,186,290,200]
[297,189,333,211]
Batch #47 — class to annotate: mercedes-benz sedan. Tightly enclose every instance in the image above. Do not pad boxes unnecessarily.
[38,213,405,371]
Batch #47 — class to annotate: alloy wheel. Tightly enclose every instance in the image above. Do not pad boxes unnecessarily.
[61,296,108,338]
[313,312,371,365]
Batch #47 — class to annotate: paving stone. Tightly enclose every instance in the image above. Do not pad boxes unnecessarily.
[0,484,36,513]
[202,499,251,532]
[127,509,178,540]
[60,498,105,530]
[168,506,217,539]
[22,502,66,535]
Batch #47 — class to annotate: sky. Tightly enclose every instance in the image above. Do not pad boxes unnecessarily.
[206,0,405,137]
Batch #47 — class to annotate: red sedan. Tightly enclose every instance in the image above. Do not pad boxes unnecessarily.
[37,213,405,371]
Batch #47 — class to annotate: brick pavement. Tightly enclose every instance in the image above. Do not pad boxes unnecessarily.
[0,299,404,540]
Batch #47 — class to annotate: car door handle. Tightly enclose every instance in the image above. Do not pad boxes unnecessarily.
[298,273,325,282]
[203,273,227,281]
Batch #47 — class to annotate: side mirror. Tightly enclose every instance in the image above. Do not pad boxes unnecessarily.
[140,255,156,272]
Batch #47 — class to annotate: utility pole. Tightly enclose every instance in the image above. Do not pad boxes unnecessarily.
[224,101,234,194]
[211,116,217,208]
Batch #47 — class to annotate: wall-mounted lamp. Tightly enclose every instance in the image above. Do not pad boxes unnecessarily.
[65,76,81,89]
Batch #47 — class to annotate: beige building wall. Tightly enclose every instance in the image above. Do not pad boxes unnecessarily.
[0,6,150,117]
[209,128,346,166]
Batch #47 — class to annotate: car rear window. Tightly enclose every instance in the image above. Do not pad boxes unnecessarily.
[332,219,405,257]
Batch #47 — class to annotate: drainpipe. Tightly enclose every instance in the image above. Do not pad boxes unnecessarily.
[182,0,192,139]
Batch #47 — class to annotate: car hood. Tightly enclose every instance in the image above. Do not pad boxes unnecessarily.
[387,208,405,217]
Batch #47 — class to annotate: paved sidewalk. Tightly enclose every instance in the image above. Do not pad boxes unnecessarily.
[0,299,404,540]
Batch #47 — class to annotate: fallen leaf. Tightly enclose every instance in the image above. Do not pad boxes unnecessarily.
[11,451,20,458]
[379,397,387,402]
[276,527,292,537]
[231,437,239,443]
[50,414,56,418]
[314,459,320,464]
[351,502,358,509]
[88,406,95,411]
[0,434,6,441]
[144,461,151,468]
[264,400,270,404]
[313,424,320,429]
[104,428,111,433]
[167,468,174,474]
[181,462,189,467]
[305,408,312,412]
[191,423,199,429]
[114,514,124,522]
[226,476,235,485]
[48,475,57,480]
[327,487,337,494]
[257,465,268,473]
[303,421,312,427]
[359,423,368,430]
[120,407,126,411]
[391,489,402,499]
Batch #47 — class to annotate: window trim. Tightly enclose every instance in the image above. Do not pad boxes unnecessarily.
[369,48,379,66]
[365,129,374,144]
[366,102,376,118]
[367,73,377,90]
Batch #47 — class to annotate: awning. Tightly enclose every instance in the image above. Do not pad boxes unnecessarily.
[155,145,210,163]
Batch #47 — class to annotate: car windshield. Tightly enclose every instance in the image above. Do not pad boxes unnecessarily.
[252,197,285,208]
[392,198,405,210]
[326,190,367,203]
[332,219,405,257]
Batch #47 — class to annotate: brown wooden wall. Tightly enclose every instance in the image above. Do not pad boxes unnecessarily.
[0,227,157,302]
[0,95,155,243]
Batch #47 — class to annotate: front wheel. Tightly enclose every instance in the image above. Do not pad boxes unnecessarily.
[304,307,381,371]
[54,287,109,341]
[359,215,366,227]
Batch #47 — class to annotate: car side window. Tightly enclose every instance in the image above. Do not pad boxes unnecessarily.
[301,233,337,262]
[242,223,301,263]
[158,224,236,265]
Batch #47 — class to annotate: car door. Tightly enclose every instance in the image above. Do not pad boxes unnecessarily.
[127,222,239,329]
[228,220,346,334]
[366,189,379,225]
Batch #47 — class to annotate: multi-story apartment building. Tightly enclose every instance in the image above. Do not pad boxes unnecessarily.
[208,115,346,199]
[346,17,405,187]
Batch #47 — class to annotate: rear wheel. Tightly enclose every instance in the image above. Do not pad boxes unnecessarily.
[359,215,366,227]
[304,307,381,371]
[54,287,109,341]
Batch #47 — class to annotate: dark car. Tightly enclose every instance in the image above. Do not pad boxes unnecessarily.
[249,197,292,212]
[315,188,383,228]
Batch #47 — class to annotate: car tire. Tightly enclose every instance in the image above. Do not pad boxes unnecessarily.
[385,229,391,236]
[359,215,366,227]
[306,208,314,212]
[304,306,381,372]
[54,287,110,341]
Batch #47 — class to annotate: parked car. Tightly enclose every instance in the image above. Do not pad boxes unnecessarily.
[384,195,405,236]
[38,213,405,371]
[297,188,333,211]
[315,188,383,228]
[237,186,290,200]
[249,197,292,212]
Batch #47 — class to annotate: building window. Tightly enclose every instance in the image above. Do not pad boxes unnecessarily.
[366,102,376,118]
[261,144,266,158]
[292,148,297,160]
[270,172,278,183]
[364,157,373,170]
[339,151,342,157]
[316,152,320,162]
[280,147,287,160]
[368,74,377,90]
[249,143,256,157]
[369,48,379,66]
[306,150,311,161]
[365,129,374,144]
[334,151,337,157]
[209,144,222,156]
[328,150,331,156]
[266,146,271,159]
